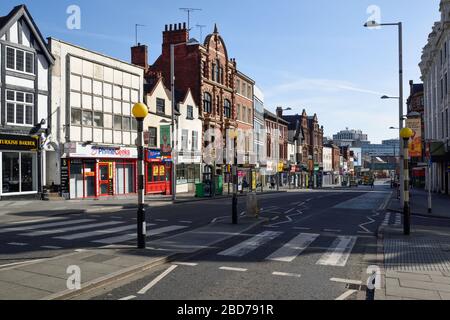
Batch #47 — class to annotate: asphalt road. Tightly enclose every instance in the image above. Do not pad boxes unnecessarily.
[79,185,395,300]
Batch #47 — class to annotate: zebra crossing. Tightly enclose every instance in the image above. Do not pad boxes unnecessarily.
[0,217,192,248]
[217,231,359,267]
[382,212,402,227]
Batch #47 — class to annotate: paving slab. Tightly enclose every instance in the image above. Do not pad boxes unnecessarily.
[0,280,52,300]
[386,271,433,282]
[400,279,450,293]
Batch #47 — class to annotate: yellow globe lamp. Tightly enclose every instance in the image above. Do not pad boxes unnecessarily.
[132,102,149,120]
[400,127,414,140]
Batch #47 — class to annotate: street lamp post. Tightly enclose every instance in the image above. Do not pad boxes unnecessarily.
[400,127,414,236]
[275,107,291,191]
[229,130,239,225]
[170,39,199,202]
[366,21,405,207]
[132,103,149,249]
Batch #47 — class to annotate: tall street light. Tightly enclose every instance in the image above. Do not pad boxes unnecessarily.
[400,127,414,235]
[276,107,291,191]
[365,20,405,206]
[170,38,200,202]
[229,129,239,224]
[132,102,149,249]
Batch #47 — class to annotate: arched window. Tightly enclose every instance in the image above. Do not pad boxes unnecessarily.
[224,99,231,118]
[203,92,212,114]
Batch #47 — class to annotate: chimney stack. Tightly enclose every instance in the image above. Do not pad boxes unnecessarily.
[131,44,149,71]
[276,107,284,118]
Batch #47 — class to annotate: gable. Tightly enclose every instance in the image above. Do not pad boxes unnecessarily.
[0,5,54,64]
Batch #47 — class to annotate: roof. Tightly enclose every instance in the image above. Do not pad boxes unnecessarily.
[0,5,54,64]
[264,109,289,125]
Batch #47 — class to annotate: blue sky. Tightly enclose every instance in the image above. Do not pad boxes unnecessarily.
[1,0,440,143]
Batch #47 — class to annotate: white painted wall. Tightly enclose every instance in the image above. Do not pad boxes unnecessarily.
[177,90,202,160]
[323,147,333,172]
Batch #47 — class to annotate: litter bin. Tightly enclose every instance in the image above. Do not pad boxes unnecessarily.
[195,183,204,198]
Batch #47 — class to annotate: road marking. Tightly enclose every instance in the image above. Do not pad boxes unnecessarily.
[266,233,319,262]
[382,213,391,226]
[330,278,363,285]
[138,265,178,294]
[395,213,402,226]
[20,221,122,237]
[0,259,46,269]
[119,295,136,300]
[219,267,248,272]
[40,246,63,250]
[179,221,193,224]
[94,225,188,245]
[7,242,28,246]
[284,208,296,214]
[155,219,169,222]
[0,219,94,234]
[316,236,358,267]
[218,231,283,257]
[293,227,311,231]
[54,223,156,241]
[359,217,375,233]
[272,272,302,278]
[270,216,280,221]
[336,290,358,301]
[173,262,198,267]
[324,229,342,233]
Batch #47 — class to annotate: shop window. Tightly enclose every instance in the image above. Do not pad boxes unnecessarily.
[2,152,36,194]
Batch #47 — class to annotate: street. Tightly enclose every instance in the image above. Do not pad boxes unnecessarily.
[43,185,392,300]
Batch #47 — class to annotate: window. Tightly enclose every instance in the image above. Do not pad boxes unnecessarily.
[82,110,93,126]
[181,130,189,151]
[224,100,231,118]
[114,115,122,130]
[247,85,252,99]
[203,92,212,113]
[131,118,137,131]
[237,104,241,120]
[94,112,103,127]
[192,131,198,151]
[242,82,246,97]
[156,98,165,114]
[236,79,241,94]
[214,61,220,82]
[248,107,252,123]
[187,105,194,119]
[211,63,216,81]
[122,116,131,131]
[6,90,34,126]
[2,152,37,194]
[148,127,157,147]
[219,67,224,84]
[71,109,82,125]
[242,107,247,124]
[148,127,158,147]
[6,47,34,74]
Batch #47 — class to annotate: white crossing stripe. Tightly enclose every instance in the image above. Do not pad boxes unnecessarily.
[316,236,358,267]
[382,213,391,226]
[54,223,156,241]
[266,233,320,262]
[20,221,122,237]
[7,242,28,246]
[272,272,302,278]
[138,265,178,294]
[395,213,402,226]
[219,267,248,272]
[119,295,136,301]
[336,290,358,300]
[0,219,93,234]
[218,231,282,257]
[93,225,188,245]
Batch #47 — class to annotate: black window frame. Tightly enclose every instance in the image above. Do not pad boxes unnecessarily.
[187,105,194,119]
[148,127,158,148]
[203,93,212,114]
[224,99,231,118]
[156,98,166,114]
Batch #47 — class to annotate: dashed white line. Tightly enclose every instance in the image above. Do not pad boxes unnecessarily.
[7,242,28,246]
[272,272,302,278]
[293,227,311,231]
[324,229,342,233]
[119,295,136,301]
[219,267,248,272]
[179,221,193,224]
[155,219,169,222]
[173,262,198,267]
[138,265,178,295]
[41,246,63,250]
[284,208,296,214]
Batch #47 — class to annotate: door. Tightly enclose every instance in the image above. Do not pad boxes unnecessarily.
[99,163,112,196]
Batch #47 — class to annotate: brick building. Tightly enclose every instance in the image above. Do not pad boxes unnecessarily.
[132,23,248,193]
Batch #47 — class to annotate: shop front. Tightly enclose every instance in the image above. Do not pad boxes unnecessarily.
[0,134,39,198]
[177,152,202,194]
[61,143,137,199]
[145,149,172,195]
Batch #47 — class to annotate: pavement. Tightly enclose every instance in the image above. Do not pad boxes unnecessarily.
[387,188,450,219]
[378,224,450,300]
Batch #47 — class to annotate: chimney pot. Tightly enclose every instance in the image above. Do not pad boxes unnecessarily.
[170,24,173,31]
[178,23,182,30]
[165,24,168,31]
[183,22,186,29]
